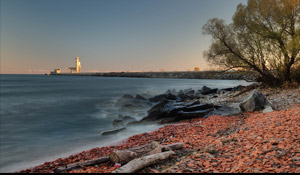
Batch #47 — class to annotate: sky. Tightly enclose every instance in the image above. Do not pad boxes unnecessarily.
[0,0,247,74]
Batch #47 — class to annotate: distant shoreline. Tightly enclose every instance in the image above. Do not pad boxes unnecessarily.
[48,71,258,81]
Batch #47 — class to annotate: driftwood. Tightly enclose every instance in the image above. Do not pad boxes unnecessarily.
[161,143,184,152]
[54,156,109,173]
[54,142,184,173]
[111,151,175,173]
[110,141,161,164]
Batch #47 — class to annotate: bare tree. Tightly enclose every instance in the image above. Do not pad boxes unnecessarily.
[203,0,300,86]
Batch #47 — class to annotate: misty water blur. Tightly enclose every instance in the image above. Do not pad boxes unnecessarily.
[0,74,252,172]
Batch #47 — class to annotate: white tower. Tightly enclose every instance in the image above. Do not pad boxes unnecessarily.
[76,56,81,73]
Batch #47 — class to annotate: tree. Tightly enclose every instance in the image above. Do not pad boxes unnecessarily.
[203,0,300,86]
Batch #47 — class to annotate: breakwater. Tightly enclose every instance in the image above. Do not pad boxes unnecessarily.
[49,71,258,81]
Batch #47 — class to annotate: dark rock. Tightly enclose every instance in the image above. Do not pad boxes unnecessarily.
[142,100,218,123]
[177,109,214,119]
[149,94,177,103]
[116,94,152,112]
[183,88,195,95]
[135,94,147,101]
[232,85,245,91]
[100,127,126,136]
[164,89,178,95]
[183,104,216,112]
[113,116,137,127]
[116,94,135,105]
[112,119,123,127]
[206,105,241,117]
[142,100,170,122]
[239,89,271,112]
[200,86,218,95]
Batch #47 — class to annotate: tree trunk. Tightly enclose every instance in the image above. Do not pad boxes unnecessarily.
[109,141,161,164]
[111,151,175,173]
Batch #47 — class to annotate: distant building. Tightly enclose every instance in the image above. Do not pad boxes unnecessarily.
[51,69,61,74]
[194,67,200,71]
[67,56,81,73]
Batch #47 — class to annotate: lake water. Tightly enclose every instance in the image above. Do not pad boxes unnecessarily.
[0,74,253,172]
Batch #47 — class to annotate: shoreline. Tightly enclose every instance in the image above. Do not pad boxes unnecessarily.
[48,70,258,81]
[18,86,300,173]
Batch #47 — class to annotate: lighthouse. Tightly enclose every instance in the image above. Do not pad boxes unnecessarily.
[67,56,82,73]
[76,56,81,73]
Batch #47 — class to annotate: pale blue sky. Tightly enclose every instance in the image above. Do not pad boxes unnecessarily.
[1,0,246,74]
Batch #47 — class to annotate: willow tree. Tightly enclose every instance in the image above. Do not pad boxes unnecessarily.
[203,0,300,86]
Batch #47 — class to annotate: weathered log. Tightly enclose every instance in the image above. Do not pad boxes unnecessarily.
[54,156,109,173]
[161,143,184,152]
[109,141,161,164]
[111,151,175,173]
[109,150,138,165]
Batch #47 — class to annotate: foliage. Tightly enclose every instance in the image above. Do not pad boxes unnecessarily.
[203,0,300,86]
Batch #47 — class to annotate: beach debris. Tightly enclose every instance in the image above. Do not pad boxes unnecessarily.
[111,151,175,173]
[110,141,161,164]
[54,156,110,173]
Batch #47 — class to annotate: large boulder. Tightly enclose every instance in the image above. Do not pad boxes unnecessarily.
[239,89,272,112]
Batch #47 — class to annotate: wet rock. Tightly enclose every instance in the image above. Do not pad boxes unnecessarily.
[116,94,135,105]
[200,86,218,95]
[113,116,136,127]
[100,127,126,136]
[183,88,195,96]
[239,89,271,112]
[177,109,214,119]
[164,89,178,95]
[149,94,177,103]
[183,104,216,112]
[116,94,152,112]
[135,94,147,101]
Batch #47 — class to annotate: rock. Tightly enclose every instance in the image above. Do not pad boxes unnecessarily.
[142,100,170,122]
[113,116,137,127]
[207,105,241,117]
[100,127,126,136]
[113,119,124,127]
[200,86,218,95]
[176,109,214,120]
[164,89,178,95]
[183,104,216,112]
[183,88,195,95]
[116,94,135,105]
[239,89,271,112]
[149,94,177,103]
[142,99,218,123]
[135,94,147,101]
[263,105,273,113]
[116,94,152,112]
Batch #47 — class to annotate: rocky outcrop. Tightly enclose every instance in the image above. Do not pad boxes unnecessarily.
[141,100,219,123]
[239,89,272,112]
